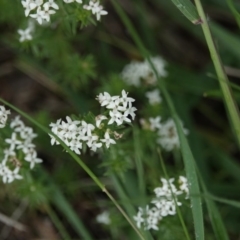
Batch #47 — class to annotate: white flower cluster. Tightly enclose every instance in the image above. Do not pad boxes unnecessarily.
[84,0,108,21]
[21,0,59,24]
[18,0,108,42]
[0,105,11,128]
[121,56,167,87]
[133,176,189,231]
[20,0,107,25]
[0,113,43,184]
[140,117,188,151]
[49,90,137,154]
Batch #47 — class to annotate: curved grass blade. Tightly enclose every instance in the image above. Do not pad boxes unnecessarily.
[226,0,240,28]
[198,173,229,240]
[171,0,202,24]
[193,0,240,148]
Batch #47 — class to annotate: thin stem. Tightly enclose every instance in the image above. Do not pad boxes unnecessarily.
[193,0,240,148]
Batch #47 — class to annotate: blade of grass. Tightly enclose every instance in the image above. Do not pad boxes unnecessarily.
[45,204,72,240]
[111,1,204,239]
[0,98,146,240]
[226,0,240,28]
[197,172,230,240]
[193,0,240,148]
[170,0,202,24]
[50,184,93,240]
[205,194,240,208]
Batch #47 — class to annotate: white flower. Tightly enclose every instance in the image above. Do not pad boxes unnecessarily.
[145,207,161,230]
[63,0,74,3]
[10,116,23,129]
[0,105,11,128]
[90,141,102,152]
[1,166,23,184]
[18,28,33,42]
[24,150,43,169]
[82,134,98,148]
[81,121,95,136]
[145,56,168,78]
[121,61,147,87]
[5,133,22,150]
[95,115,107,128]
[21,0,38,16]
[6,167,23,183]
[133,205,160,231]
[108,109,122,125]
[44,0,59,9]
[149,116,162,131]
[125,106,137,120]
[42,4,56,22]
[133,209,144,229]
[30,7,45,24]
[120,90,135,105]
[157,119,188,151]
[68,139,82,154]
[96,211,111,225]
[178,176,189,198]
[145,89,162,105]
[101,131,116,148]
[83,0,108,21]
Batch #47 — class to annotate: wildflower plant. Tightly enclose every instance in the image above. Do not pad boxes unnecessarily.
[0,0,240,239]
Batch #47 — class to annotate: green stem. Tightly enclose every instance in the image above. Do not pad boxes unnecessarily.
[0,98,145,240]
[193,0,240,148]
[45,204,72,240]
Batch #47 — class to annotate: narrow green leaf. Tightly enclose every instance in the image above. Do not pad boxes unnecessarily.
[52,188,93,240]
[206,194,240,208]
[170,0,202,24]
[194,0,240,148]
[198,173,229,240]
[226,0,240,28]
[173,117,204,240]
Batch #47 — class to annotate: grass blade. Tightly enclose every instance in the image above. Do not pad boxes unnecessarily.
[193,0,240,148]
[171,0,202,24]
